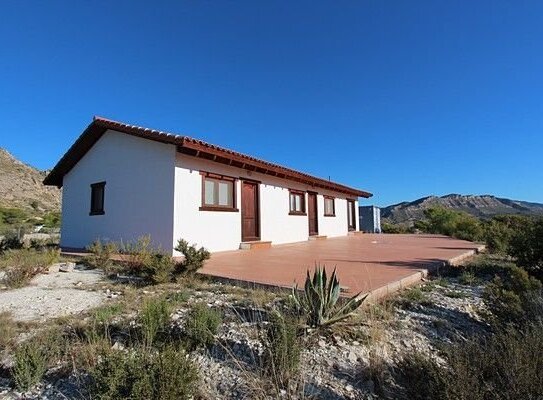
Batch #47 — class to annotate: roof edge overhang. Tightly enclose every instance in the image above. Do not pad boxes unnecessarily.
[43,117,373,198]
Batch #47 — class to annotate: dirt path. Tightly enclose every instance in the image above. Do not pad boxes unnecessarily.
[0,267,106,322]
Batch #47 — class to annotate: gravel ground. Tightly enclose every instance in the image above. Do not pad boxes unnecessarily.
[0,276,489,399]
[0,266,106,322]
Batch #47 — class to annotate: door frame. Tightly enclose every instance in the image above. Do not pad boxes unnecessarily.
[347,199,356,231]
[241,179,261,242]
[307,191,319,236]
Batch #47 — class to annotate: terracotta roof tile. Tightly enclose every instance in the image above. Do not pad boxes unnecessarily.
[43,117,372,198]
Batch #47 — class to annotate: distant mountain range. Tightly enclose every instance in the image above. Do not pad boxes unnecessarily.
[382,194,543,224]
[0,148,61,212]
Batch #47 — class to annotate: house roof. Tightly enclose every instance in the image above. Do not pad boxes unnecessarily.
[43,117,372,198]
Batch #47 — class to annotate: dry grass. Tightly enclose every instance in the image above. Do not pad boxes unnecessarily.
[0,311,16,351]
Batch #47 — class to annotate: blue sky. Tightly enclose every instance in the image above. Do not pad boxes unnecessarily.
[1,0,542,207]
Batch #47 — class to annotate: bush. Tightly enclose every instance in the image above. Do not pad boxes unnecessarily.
[508,217,543,281]
[398,286,431,307]
[13,340,48,391]
[381,222,413,234]
[396,323,543,400]
[0,232,22,252]
[417,207,483,242]
[483,265,542,325]
[139,297,172,347]
[458,270,477,285]
[291,266,367,327]
[42,211,61,229]
[90,346,199,400]
[142,254,176,284]
[262,311,301,391]
[119,235,154,275]
[184,303,222,349]
[174,239,210,274]
[86,239,118,273]
[0,248,59,288]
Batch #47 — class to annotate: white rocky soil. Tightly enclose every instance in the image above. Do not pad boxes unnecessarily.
[0,264,106,322]
[0,277,489,400]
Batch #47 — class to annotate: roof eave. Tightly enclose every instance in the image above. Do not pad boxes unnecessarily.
[43,117,373,198]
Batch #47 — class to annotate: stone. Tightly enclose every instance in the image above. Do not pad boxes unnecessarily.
[48,263,61,273]
[59,262,75,273]
[347,351,358,363]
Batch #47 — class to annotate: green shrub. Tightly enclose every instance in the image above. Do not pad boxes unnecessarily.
[139,297,171,347]
[417,206,483,242]
[87,304,125,341]
[0,248,59,288]
[90,346,199,400]
[508,217,543,281]
[396,323,543,400]
[119,235,154,275]
[184,303,222,349]
[0,207,27,226]
[262,310,301,391]
[13,340,48,391]
[397,286,431,308]
[381,222,413,234]
[483,265,542,325]
[142,254,175,284]
[459,270,477,285]
[0,232,22,252]
[291,265,367,328]
[174,239,210,274]
[42,211,61,229]
[85,239,118,273]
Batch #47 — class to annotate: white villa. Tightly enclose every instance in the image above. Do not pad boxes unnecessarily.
[44,117,372,254]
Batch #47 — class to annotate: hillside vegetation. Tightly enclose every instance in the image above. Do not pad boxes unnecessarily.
[0,148,60,213]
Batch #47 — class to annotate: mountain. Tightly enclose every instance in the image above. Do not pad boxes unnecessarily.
[0,148,60,212]
[382,194,543,224]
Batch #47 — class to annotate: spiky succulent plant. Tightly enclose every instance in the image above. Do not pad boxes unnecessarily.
[292,265,367,328]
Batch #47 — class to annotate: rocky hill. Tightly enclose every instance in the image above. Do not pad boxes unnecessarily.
[382,194,543,224]
[0,148,60,212]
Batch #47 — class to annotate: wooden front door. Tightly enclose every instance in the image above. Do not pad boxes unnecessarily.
[347,199,356,231]
[308,192,319,236]
[241,180,260,242]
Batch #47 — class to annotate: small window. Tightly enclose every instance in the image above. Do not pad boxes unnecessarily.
[200,172,237,211]
[289,190,306,215]
[90,182,105,215]
[324,196,335,216]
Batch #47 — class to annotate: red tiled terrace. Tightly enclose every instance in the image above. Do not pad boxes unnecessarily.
[200,234,484,298]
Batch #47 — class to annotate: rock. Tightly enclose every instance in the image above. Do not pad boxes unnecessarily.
[318,339,326,348]
[59,262,75,273]
[112,342,125,350]
[347,351,358,363]
[48,263,61,273]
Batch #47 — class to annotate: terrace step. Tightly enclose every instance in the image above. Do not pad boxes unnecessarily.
[308,235,327,241]
[239,241,272,250]
[348,231,364,236]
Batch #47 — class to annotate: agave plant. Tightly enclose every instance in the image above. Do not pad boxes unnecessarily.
[292,265,367,328]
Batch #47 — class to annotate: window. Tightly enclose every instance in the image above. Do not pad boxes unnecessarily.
[324,196,335,216]
[200,172,237,211]
[289,190,306,215]
[90,182,105,215]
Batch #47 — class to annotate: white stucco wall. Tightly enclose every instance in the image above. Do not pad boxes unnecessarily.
[173,153,359,253]
[60,130,176,253]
